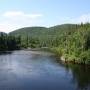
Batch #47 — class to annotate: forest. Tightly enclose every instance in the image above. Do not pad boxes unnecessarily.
[0,32,21,51]
[0,23,90,64]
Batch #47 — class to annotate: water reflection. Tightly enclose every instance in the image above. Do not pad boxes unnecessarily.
[62,63,90,90]
[0,51,90,90]
[0,51,12,55]
[72,65,90,90]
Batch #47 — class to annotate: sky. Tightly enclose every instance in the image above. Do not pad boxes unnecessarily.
[0,0,90,33]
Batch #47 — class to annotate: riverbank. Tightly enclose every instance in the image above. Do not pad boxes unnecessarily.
[1,47,90,65]
[50,47,90,65]
[24,47,90,65]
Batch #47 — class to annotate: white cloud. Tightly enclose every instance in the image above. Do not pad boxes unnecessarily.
[3,11,23,17]
[57,14,90,25]
[0,11,43,33]
[0,23,18,33]
[69,14,90,24]
[0,11,90,33]
[3,11,43,19]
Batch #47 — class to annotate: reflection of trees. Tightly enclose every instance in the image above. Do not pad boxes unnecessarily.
[0,51,13,55]
[56,60,90,90]
[31,54,41,60]
[67,64,90,90]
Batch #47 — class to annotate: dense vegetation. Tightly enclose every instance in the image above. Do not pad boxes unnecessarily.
[51,23,90,64]
[1,23,90,64]
[0,32,21,51]
[9,24,77,48]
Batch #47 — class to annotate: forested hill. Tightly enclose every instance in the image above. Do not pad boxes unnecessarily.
[9,24,77,37]
[9,23,90,64]
[9,24,78,48]
[9,27,48,37]
[0,32,7,36]
[1,23,90,64]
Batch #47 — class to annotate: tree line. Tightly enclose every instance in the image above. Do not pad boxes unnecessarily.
[0,32,21,51]
[0,23,90,63]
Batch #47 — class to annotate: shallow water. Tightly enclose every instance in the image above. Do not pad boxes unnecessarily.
[0,50,90,90]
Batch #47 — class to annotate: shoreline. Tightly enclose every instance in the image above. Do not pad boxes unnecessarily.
[0,48,90,65]
[60,56,90,65]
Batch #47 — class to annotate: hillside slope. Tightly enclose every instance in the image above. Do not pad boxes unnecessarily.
[9,24,78,37]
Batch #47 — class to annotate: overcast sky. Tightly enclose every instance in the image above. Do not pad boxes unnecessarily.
[0,0,90,33]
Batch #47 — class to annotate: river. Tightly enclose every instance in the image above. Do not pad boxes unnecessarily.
[0,50,90,90]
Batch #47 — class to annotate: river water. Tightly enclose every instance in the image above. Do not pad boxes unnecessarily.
[0,50,90,90]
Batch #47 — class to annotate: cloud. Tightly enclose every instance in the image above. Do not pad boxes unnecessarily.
[0,11,43,33]
[3,11,23,17]
[57,14,90,25]
[0,11,90,33]
[0,22,18,33]
[69,14,90,24]
[3,11,43,19]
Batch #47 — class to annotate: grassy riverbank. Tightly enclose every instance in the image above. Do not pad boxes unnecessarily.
[50,47,90,64]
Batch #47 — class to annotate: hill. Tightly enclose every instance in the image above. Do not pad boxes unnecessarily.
[9,27,48,37]
[0,32,7,36]
[0,23,90,63]
[9,24,77,37]
[8,23,90,64]
[9,24,78,48]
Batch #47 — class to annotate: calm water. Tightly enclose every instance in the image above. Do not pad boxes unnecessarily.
[0,50,90,90]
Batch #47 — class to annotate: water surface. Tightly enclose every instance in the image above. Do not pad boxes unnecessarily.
[0,50,90,90]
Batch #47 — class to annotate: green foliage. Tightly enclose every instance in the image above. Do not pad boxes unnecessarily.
[1,23,90,64]
[9,24,78,48]
[52,23,90,64]
[0,32,21,51]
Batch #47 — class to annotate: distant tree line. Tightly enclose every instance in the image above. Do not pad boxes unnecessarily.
[0,32,21,51]
[1,23,90,63]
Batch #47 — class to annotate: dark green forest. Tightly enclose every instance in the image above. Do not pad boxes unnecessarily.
[1,23,90,64]
[0,32,21,51]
